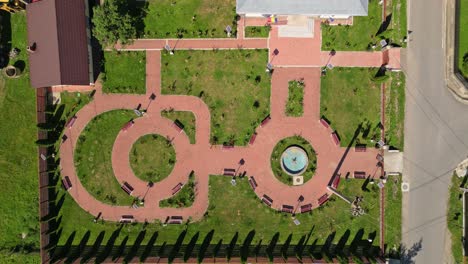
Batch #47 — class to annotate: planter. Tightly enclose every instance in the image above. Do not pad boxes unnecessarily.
[3,65,20,78]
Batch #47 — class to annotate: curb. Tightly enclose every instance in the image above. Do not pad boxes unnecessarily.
[444,0,468,104]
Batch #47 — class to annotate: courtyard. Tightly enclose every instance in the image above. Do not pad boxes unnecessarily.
[0,2,406,262]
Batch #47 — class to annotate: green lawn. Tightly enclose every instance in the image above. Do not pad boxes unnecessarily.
[245,26,270,38]
[447,175,464,263]
[385,72,405,150]
[320,68,381,147]
[130,134,176,183]
[270,136,317,186]
[285,80,304,117]
[55,175,381,259]
[458,0,468,78]
[161,110,196,144]
[322,0,407,51]
[102,51,146,94]
[384,175,402,257]
[75,110,137,205]
[0,13,40,255]
[160,171,195,208]
[143,0,237,38]
[161,50,270,146]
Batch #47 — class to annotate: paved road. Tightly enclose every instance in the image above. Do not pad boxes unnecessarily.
[402,0,468,262]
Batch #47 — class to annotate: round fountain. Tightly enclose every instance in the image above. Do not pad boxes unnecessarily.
[280,146,308,176]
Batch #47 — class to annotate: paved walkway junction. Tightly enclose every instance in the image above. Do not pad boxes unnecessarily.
[60,17,400,223]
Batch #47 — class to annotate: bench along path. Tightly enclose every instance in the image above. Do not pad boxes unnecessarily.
[60,49,380,223]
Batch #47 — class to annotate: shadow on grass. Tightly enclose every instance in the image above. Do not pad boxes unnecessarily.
[140,231,158,262]
[168,229,186,262]
[226,231,238,261]
[183,232,199,262]
[124,230,146,262]
[197,229,214,263]
[0,11,11,68]
[240,230,255,262]
[95,226,122,263]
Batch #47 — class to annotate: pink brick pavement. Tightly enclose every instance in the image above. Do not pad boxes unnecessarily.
[60,50,381,223]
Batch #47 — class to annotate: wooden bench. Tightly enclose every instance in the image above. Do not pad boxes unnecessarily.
[318,194,329,206]
[121,120,134,132]
[320,118,330,129]
[260,115,271,127]
[331,132,340,146]
[223,168,236,176]
[62,176,72,191]
[262,194,273,207]
[173,120,184,132]
[355,145,367,152]
[119,215,134,223]
[171,183,183,195]
[249,133,257,145]
[281,204,294,214]
[331,174,341,189]
[300,203,312,213]
[121,182,134,195]
[222,145,234,150]
[353,171,367,179]
[65,116,77,129]
[168,216,183,224]
[248,176,258,190]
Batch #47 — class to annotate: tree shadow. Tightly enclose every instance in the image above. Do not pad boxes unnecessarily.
[226,232,238,261]
[183,232,199,262]
[335,229,351,256]
[281,233,292,260]
[127,0,149,38]
[66,230,90,263]
[376,14,393,36]
[266,232,280,261]
[308,238,321,259]
[213,239,222,260]
[81,231,105,263]
[96,226,122,263]
[124,230,146,262]
[198,229,214,263]
[240,230,256,262]
[323,231,336,259]
[158,241,167,258]
[0,11,11,68]
[349,228,364,255]
[13,60,25,72]
[253,239,262,261]
[400,239,423,264]
[112,235,128,261]
[140,231,158,262]
[361,176,371,192]
[168,229,187,262]
[53,231,75,261]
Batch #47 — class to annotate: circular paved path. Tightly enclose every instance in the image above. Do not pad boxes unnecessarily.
[60,47,380,223]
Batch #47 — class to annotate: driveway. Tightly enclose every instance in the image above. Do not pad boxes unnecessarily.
[403,0,468,262]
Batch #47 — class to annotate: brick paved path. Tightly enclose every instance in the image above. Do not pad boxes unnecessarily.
[61,21,397,222]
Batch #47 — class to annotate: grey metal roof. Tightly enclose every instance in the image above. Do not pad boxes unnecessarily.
[237,0,368,16]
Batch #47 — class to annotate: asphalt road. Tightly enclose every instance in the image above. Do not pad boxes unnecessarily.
[402,0,468,262]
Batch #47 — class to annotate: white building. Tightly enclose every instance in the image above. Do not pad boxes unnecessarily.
[236,0,369,19]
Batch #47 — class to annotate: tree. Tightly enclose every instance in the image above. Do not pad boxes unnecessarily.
[92,0,137,47]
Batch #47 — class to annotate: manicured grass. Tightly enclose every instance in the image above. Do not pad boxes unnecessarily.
[384,175,402,258]
[447,175,464,263]
[161,110,196,144]
[270,136,317,186]
[320,68,381,147]
[102,51,146,94]
[143,0,237,38]
[75,110,137,205]
[56,175,381,254]
[385,72,405,150]
[245,26,270,38]
[458,0,468,78]
[161,50,270,146]
[0,13,40,253]
[322,0,407,51]
[130,134,176,183]
[285,80,304,117]
[160,171,195,208]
